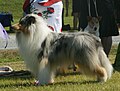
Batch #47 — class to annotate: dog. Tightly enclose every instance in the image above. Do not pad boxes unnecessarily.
[84,16,101,37]
[12,14,113,85]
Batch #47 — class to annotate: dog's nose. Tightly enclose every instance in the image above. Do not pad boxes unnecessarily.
[94,27,97,31]
[11,23,21,30]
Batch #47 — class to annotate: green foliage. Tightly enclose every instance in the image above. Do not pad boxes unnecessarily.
[0,0,24,23]
[0,50,22,63]
[0,46,119,91]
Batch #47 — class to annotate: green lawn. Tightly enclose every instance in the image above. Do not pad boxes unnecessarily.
[0,0,24,23]
[0,0,120,91]
[0,45,120,91]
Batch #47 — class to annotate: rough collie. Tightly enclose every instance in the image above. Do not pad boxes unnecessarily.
[12,14,113,85]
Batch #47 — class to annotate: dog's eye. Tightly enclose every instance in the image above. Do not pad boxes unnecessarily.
[19,20,25,25]
[19,16,26,25]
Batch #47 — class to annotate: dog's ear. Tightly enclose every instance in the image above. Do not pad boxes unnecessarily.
[87,16,92,22]
[26,16,36,25]
[19,16,36,26]
[97,16,102,21]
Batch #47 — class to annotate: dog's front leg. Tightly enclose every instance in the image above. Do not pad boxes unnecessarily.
[26,60,40,80]
[37,58,55,85]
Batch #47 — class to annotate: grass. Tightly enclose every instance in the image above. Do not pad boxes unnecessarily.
[0,0,24,23]
[0,0,120,91]
[0,45,119,91]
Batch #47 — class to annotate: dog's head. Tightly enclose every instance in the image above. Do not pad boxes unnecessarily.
[85,16,102,37]
[12,14,46,34]
[12,14,36,34]
[87,16,101,32]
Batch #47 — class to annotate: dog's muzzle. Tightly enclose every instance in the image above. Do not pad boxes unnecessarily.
[11,23,22,32]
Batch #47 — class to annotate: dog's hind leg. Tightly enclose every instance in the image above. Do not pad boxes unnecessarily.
[95,65,107,82]
[38,58,55,85]
[91,48,113,82]
[98,48,113,79]
[76,50,108,82]
[77,63,108,82]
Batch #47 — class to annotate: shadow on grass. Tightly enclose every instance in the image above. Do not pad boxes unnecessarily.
[0,82,34,88]
[56,71,81,77]
[0,79,99,88]
[54,80,99,86]
[0,71,99,88]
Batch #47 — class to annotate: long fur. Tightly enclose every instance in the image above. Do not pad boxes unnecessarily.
[12,14,113,85]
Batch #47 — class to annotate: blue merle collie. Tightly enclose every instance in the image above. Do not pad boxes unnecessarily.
[12,14,113,85]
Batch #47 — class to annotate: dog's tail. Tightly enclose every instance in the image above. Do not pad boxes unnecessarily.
[98,47,113,79]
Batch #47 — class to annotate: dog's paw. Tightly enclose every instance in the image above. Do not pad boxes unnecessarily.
[34,79,54,86]
[49,78,54,84]
[33,80,39,86]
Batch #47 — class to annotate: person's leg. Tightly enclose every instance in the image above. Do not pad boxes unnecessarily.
[73,13,79,30]
[100,36,112,57]
[65,0,69,17]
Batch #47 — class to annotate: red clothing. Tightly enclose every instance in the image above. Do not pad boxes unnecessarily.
[23,0,62,11]
[39,0,62,6]
[23,0,30,11]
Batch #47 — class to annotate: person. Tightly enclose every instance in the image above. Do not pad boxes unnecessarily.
[72,0,80,30]
[114,0,120,27]
[62,0,71,31]
[78,0,119,57]
[23,0,63,33]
